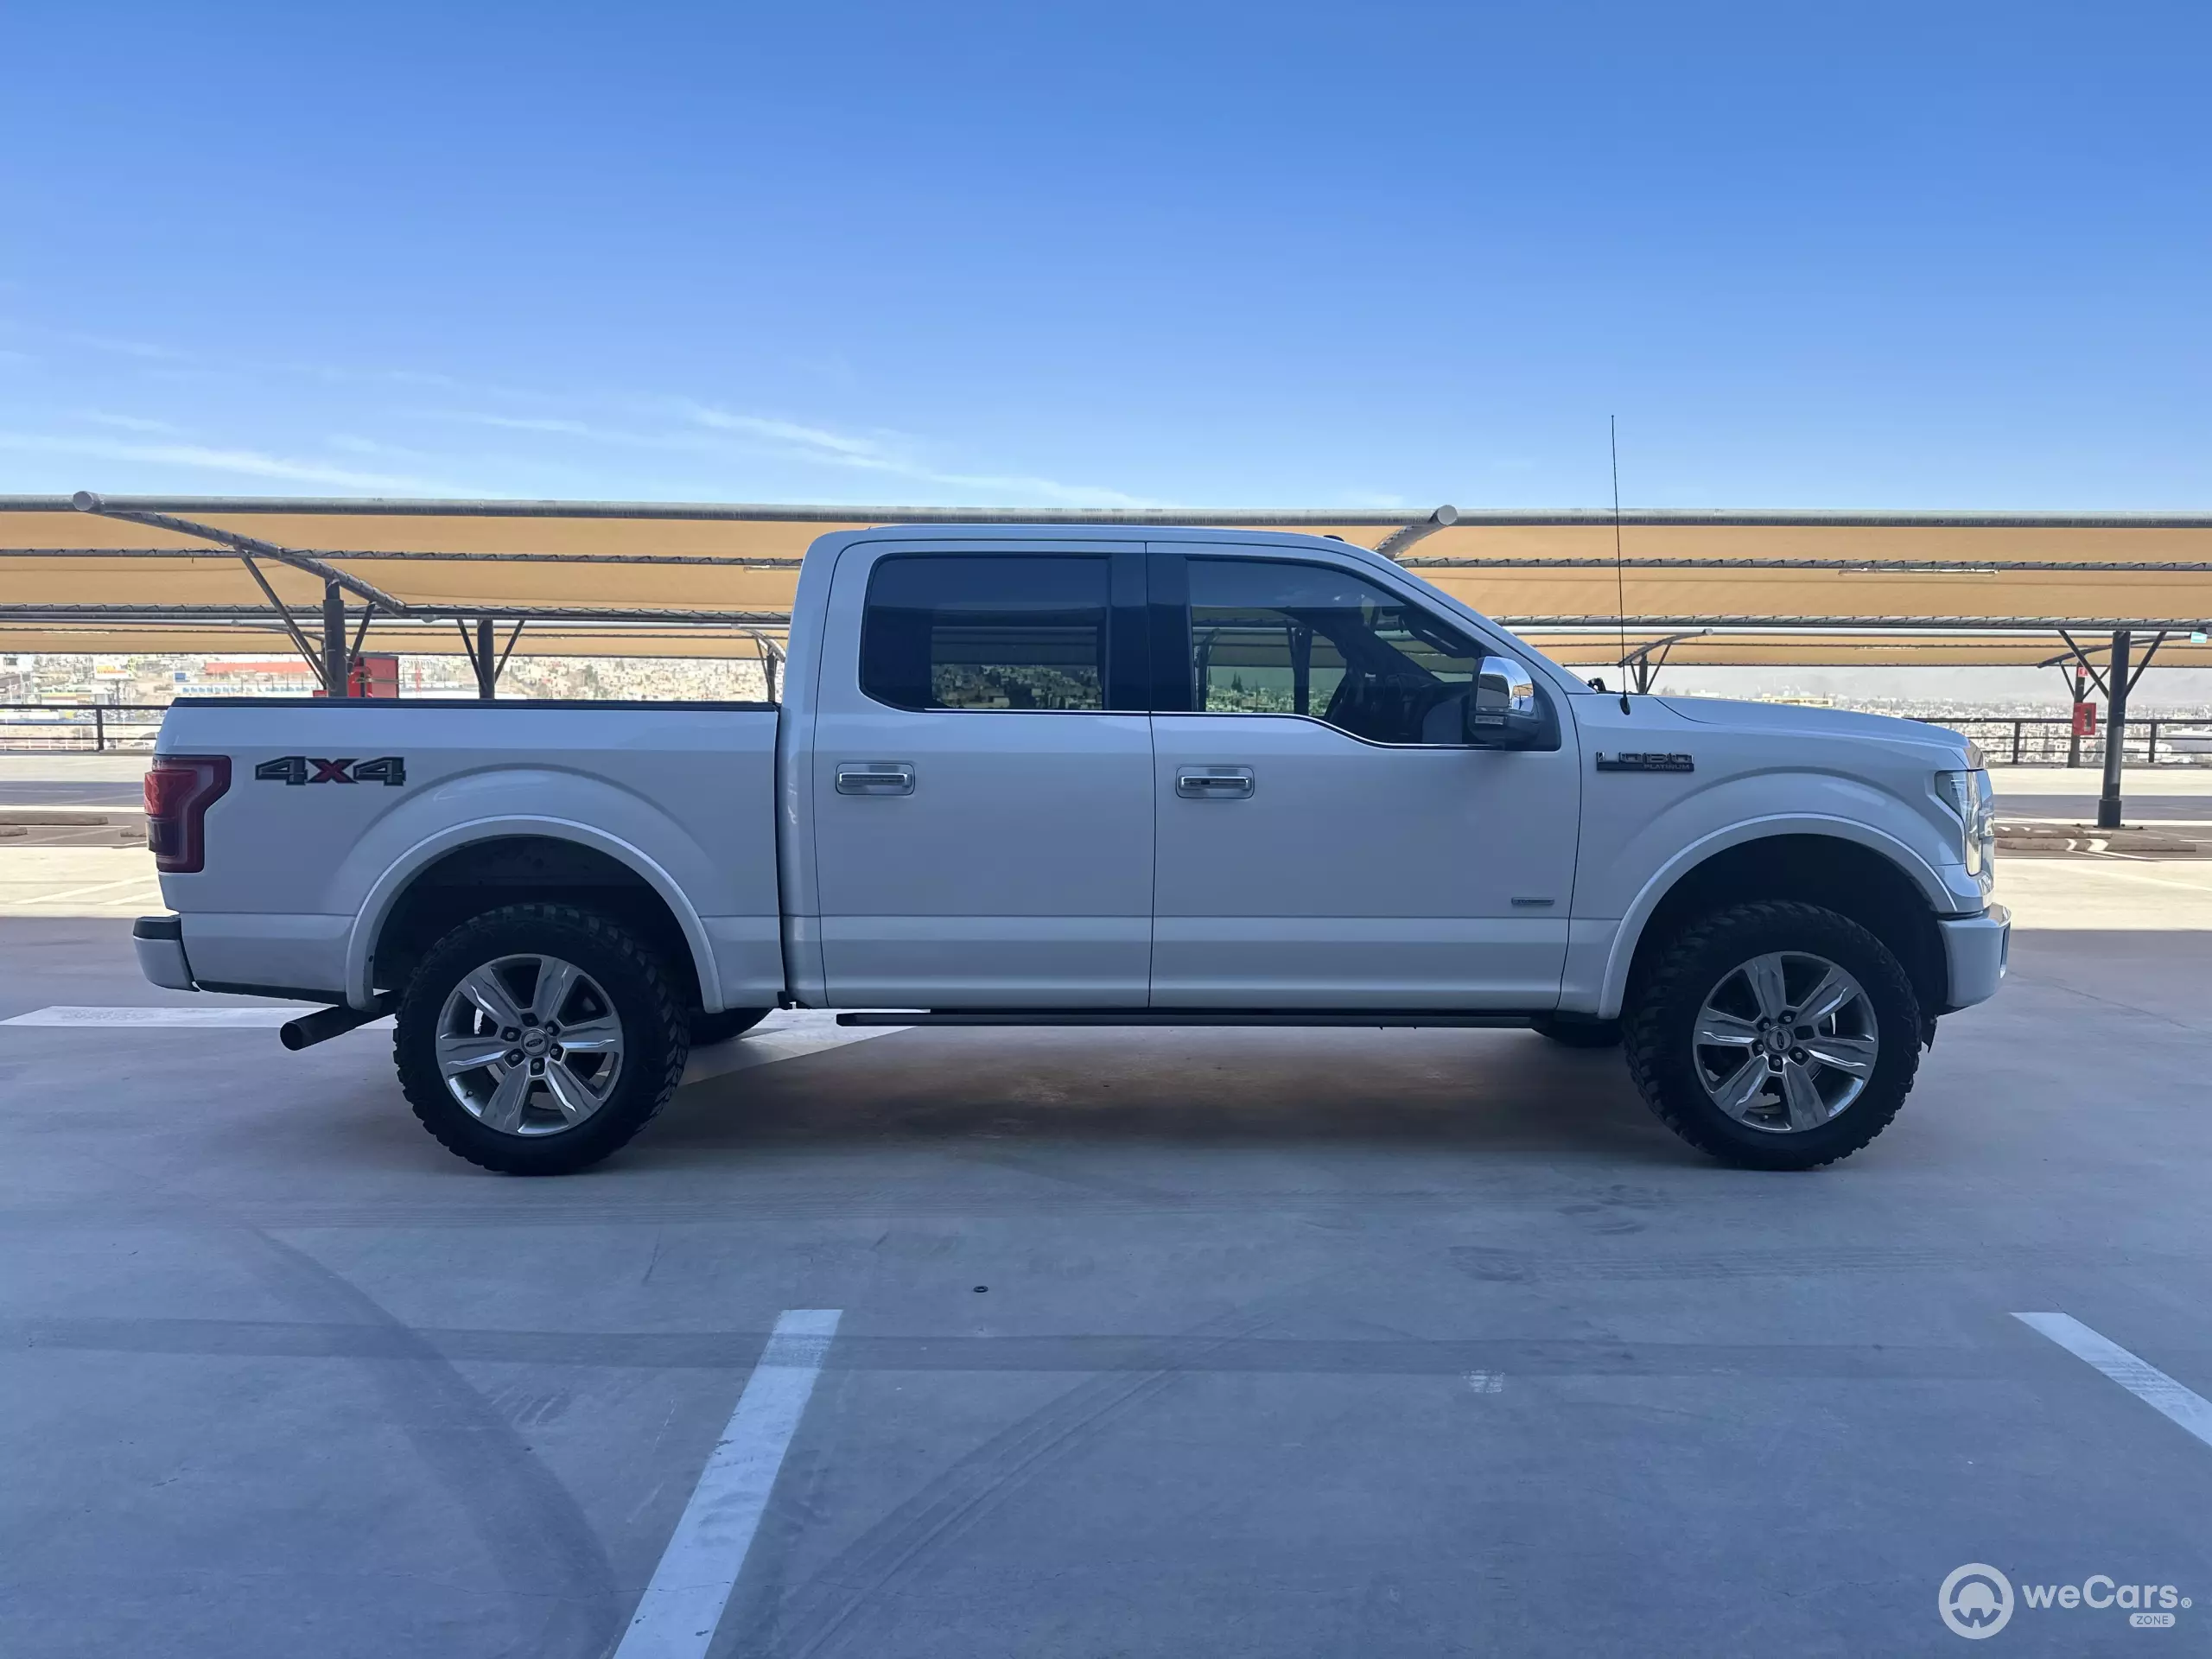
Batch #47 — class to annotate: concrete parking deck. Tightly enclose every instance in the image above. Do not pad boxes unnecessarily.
[3,844,2210,1656]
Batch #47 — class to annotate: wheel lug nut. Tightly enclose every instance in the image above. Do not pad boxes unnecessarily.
[506,1049,524,1065]
[501,1027,518,1041]
[530,1058,544,1075]
[1790,1047,1806,1062]
[549,1045,563,1059]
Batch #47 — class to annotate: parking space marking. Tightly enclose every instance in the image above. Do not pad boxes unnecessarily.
[614,1307,842,1659]
[681,1009,906,1084]
[0,1006,902,1085]
[2015,1312,2212,1451]
[15,874,162,906]
[1,1004,339,1027]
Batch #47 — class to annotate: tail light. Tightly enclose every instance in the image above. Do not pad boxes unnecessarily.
[144,754,231,874]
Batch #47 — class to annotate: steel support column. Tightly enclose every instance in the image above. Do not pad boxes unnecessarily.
[321,580,347,699]
[475,617,496,700]
[2097,627,2132,829]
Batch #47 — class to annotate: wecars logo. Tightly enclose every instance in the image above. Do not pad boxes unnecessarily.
[1941,1564,2191,1639]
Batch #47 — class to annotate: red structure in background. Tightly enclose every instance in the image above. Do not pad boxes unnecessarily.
[349,653,399,698]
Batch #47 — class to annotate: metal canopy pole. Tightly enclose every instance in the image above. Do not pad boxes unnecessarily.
[1371,505,1460,560]
[2097,628,2133,829]
[321,581,348,699]
[475,618,496,700]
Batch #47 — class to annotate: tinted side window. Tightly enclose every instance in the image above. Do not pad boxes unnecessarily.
[1188,558,1483,745]
[861,555,1110,711]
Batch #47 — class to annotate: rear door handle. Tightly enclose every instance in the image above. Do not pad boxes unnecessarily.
[1176,765,1255,799]
[836,761,915,796]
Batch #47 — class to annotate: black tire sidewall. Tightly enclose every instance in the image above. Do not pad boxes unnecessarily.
[1532,1015,1622,1049]
[690,1007,772,1046]
[395,904,686,1174]
[1625,902,1921,1170]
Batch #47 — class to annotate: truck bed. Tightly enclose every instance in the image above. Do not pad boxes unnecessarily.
[153,698,783,1010]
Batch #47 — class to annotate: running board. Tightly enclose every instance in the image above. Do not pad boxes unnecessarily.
[835,1009,1538,1028]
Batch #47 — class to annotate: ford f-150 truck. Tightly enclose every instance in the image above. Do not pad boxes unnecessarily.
[132,524,2006,1174]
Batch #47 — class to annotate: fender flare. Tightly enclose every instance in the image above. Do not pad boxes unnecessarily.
[342,815,723,1012]
[1595,814,1954,1020]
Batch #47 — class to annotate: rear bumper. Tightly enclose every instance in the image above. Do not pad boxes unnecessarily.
[1937,902,2009,1013]
[132,914,195,991]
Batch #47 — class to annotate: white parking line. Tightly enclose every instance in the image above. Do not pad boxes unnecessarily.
[0,1004,343,1027]
[614,1308,842,1659]
[2015,1312,2212,1451]
[17,874,164,906]
[681,1008,906,1083]
[0,1006,901,1081]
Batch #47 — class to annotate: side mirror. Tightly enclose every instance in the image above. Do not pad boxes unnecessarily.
[1465,655,1544,747]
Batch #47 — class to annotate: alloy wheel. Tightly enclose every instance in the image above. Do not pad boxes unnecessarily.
[434,952,625,1136]
[1691,950,1878,1134]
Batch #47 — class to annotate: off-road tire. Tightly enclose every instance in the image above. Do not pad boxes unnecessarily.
[1622,899,1921,1171]
[1531,1014,1621,1049]
[690,1007,772,1046]
[395,903,689,1175]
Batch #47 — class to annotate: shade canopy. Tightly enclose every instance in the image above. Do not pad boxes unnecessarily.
[5,498,2209,670]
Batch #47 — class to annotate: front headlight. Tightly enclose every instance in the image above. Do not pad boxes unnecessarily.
[1936,766,1996,886]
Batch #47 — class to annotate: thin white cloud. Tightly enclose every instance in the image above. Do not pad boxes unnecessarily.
[422,400,1157,506]
[326,433,435,460]
[677,400,1155,505]
[430,411,603,437]
[79,410,182,435]
[0,430,479,493]
[56,331,192,362]
[680,403,889,461]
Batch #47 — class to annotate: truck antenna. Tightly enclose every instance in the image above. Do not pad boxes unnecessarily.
[1611,415,1630,715]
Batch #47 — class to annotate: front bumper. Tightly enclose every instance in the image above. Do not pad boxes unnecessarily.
[1936,902,2009,1013]
[133,914,195,991]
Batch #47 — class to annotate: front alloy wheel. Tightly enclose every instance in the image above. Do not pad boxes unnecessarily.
[1623,899,1920,1170]
[1692,951,1878,1133]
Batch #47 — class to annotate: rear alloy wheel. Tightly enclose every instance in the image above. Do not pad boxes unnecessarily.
[396,904,688,1174]
[1623,900,1920,1170]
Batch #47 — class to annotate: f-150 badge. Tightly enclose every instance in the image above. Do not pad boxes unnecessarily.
[254,755,408,786]
[1594,752,1694,772]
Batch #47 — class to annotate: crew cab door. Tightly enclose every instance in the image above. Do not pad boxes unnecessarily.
[809,543,1154,1006]
[1148,550,1580,1008]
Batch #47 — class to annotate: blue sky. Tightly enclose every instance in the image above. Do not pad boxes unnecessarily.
[0,1,2205,510]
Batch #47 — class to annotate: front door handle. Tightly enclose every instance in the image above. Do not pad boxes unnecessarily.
[1176,765,1255,799]
[836,761,915,796]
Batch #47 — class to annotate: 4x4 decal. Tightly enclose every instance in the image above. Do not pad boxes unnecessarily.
[254,755,407,786]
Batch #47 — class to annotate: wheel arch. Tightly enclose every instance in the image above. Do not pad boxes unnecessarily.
[1598,821,1951,1022]
[345,817,721,1014]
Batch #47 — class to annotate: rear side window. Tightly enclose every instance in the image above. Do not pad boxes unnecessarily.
[861,555,1110,711]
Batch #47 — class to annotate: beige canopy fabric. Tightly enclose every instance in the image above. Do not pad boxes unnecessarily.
[4,499,2209,664]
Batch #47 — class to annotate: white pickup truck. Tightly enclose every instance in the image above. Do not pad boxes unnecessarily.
[134,524,2006,1174]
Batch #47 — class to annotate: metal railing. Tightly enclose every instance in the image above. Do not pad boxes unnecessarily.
[1910,715,2212,766]
[0,702,169,753]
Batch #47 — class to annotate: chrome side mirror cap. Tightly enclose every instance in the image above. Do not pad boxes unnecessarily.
[1467,655,1544,745]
